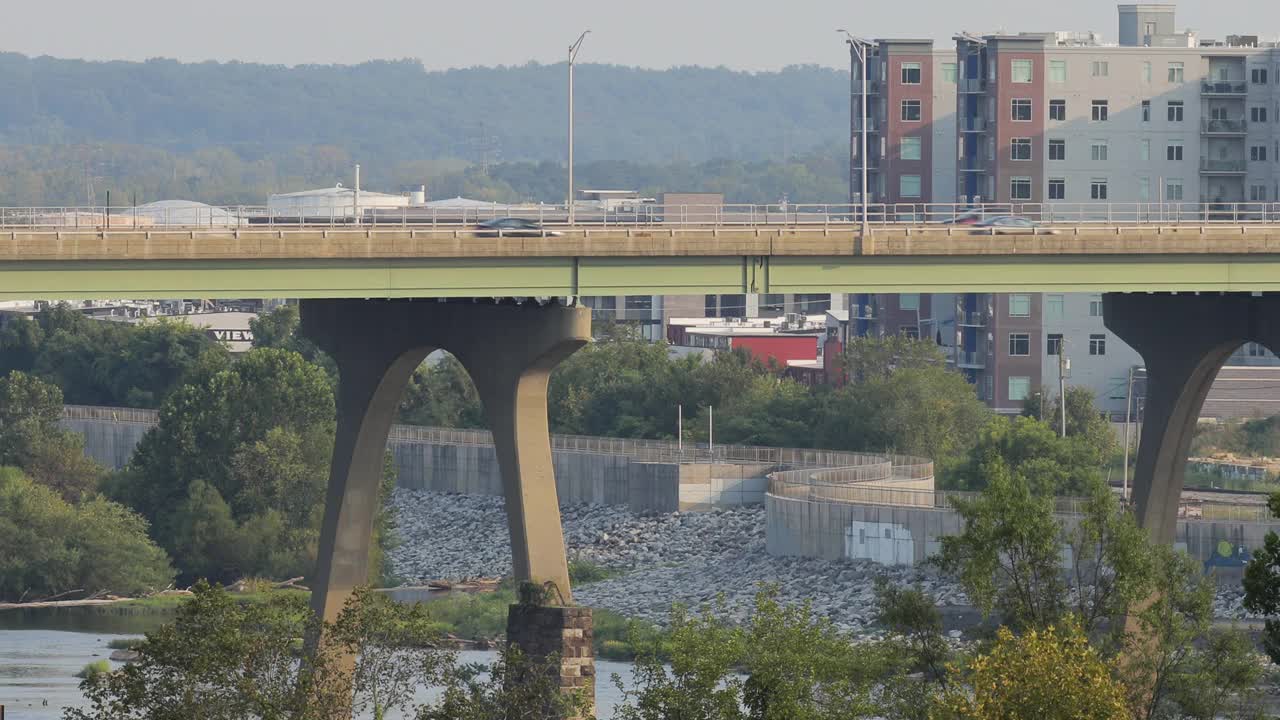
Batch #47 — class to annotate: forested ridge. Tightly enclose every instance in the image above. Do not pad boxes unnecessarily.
[0,52,849,203]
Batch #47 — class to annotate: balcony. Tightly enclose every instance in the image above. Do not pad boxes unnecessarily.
[958,78,987,94]
[1201,80,1248,96]
[959,117,987,132]
[956,311,987,327]
[1200,158,1248,174]
[852,117,880,133]
[958,157,988,173]
[852,304,877,321]
[1201,118,1247,135]
[956,351,986,369]
[854,79,883,95]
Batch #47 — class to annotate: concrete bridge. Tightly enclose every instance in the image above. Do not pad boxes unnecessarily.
[11,208,1280,713]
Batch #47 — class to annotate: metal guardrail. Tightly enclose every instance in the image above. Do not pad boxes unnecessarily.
[1202,118,1247,134]
[7,202,1280,231]
[1202,81,1248,95]
[1201,159,1248,173]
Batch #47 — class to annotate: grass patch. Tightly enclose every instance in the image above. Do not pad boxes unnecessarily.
[568,559,619,586]
[76,660,111,679]
[114,588,308,612]
[106,637,143,650]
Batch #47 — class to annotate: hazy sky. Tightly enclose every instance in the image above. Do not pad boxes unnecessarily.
[3,0,1278,71]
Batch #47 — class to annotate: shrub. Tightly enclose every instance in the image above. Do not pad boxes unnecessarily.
[76,660,111,680]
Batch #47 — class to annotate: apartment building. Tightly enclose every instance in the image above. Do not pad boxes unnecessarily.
[845,3,1280,414]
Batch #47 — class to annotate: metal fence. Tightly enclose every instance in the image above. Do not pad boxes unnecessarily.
[6,201,1280,230]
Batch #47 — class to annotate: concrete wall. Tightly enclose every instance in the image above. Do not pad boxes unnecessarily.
[63,415,684,514]
[766,491,1277,577]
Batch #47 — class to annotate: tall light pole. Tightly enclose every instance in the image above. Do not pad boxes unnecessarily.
[567,30,590,225]
[838,30,872,241]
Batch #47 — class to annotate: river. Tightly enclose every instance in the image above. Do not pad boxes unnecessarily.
[0,611,633,719]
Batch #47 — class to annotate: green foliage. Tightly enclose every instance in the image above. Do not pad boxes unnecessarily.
[76,660,111,680]
[66,582,452,720]
[615,588,890,720]
[107,638,144,650]
[0,467,172,601]
[938,459,1064,630]
[107,348,341,582]
[812,336,989,463]
[0,307,229,408]
[945,414,1107,495]
[1193,413,1280,459]
[399,354,486,429]
[418,645,592,720]
[0,369,106,501]
[567,558,617,586]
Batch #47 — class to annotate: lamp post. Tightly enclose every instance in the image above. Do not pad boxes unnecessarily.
[567,30,590,225]
[838,30,872,241]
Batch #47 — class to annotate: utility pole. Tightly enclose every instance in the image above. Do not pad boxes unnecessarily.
[838,30,871,243]
[1058,340,1068,438]
[708,405,714,460]
[567,30,590,225]
[677,404,683,452]
[1122,365,1137,502]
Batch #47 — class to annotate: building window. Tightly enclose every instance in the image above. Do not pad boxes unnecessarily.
[1252,145,1269,162]
[1011,59,1033,83]
[1166,101,1184,122]
[1047,333,1063,355]
[1251,106,1269,123]
[1049,139,1066,160]
[899,293,920,311]
[1166,142,1183,161]
[1166,179,1184,201]
[1011,138,1032,161]
[1252,67,1269,84]
[1091,100,1109,121]
[901,100,921,121]
[901,62,922,85]
[1049,99,1066,121]
[1091,179,1108,200]
[1091,141,1109,161]
[1008,376,1031,402]
[1011,98,1032,121]
[1092,61,1109,77]
[1140,139,1151,161]
[1142,100,1151,122]
[1009,333,1030,357]
[1049,60,1070,83]
[1089,297,1103,317]
[1138,176,1151,201]
[899,174,922,198]
[1046,294,1064,319]
[1089,334,1107,356]
[1048,178,1066,200]
[1009,294,1031,317]
[1010,177,1032,200]
[900,136,922,160]
[942,63,958,83]
[1252,184,1269,202]
[1142,61,1152,83]
[1167,62,1184,83]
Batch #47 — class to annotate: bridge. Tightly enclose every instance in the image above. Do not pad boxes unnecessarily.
[8,200,1280,712]
[4,202,1280,297]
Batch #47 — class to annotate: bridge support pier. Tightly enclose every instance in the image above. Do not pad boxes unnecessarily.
[1104,293,1280,542]
[300,299,593,716]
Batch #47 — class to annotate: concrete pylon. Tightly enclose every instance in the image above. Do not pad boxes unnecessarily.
[300,299,593,713]
[1104,293,1280,542]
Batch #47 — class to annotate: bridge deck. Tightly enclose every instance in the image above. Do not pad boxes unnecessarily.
[2,225,1279,298]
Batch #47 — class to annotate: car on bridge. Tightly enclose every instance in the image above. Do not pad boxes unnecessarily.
[473,217,562,237]
[968,216,1060,235]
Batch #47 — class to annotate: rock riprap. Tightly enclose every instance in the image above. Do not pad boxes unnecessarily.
[386,488,1260,635]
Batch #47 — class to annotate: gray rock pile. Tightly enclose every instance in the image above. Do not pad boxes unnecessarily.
[386,488,1260,636]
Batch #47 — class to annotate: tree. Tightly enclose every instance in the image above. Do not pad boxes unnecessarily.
[934,618,1130,720]
[938,458,1065,631]
[66,583,453,720]
[945,415,1105,495]
[1021,386,1118,469]
[1245,491,1280,663]
[0,468,172,601]
[0,370,104,502]
[108,348,342,582]
[399,354,486,429]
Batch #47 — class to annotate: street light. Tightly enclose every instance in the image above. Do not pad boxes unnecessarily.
[838,29,873,242]
[567,30,591,225]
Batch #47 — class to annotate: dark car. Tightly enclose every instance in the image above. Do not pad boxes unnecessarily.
[473,218,562,237]
[968,216,1059,235]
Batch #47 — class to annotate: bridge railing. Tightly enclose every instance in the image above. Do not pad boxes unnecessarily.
[7,202,1280,230]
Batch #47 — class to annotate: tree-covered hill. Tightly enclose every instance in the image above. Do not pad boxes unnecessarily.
[0,53,848,166]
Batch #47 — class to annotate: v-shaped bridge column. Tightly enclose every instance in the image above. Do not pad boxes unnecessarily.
[1104,293,1276,543]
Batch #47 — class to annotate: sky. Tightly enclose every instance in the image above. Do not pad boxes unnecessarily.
[2,0,1278,71]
